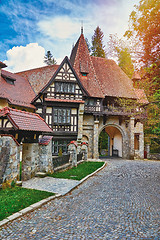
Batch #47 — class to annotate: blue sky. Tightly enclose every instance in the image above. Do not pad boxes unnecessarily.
[0,0,140,72]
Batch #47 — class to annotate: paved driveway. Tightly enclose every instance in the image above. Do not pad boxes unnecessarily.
[0,159,160,239]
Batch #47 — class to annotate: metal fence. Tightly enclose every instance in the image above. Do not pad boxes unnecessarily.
[77,152,83,162]
[52,154,70,168]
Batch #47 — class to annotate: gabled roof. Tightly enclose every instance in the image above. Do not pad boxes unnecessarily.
[70,33,138,99]
[91,57,137,99]
[32,56,88,103]
[17,64,59,95]
[0,70,36,109]
[132,71,141,80]
[134,88,149,104]
[70,34,104,98]
[0,107,53,133]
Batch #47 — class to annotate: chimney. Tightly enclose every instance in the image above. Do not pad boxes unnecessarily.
[0,61,7,76]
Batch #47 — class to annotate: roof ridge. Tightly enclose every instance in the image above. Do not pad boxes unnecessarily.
[16,64,59,74]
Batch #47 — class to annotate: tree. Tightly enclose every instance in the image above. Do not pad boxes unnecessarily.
[107,34,134,78]
[85,38,91,53]
[44,51,57,65]
[91,26,106,58]
[125,0,160,67]
[125,0,160,152]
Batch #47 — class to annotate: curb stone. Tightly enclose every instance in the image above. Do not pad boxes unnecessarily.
[0,194,61,228]
[62,161,107,196]
[0,162,106,227]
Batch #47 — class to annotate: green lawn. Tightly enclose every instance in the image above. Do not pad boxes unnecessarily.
[0,187,54,221]
[49,161,105,180]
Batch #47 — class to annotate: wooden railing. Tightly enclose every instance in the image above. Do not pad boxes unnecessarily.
[84,105,147,118]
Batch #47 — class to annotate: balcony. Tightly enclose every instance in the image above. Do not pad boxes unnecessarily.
[84,105,147,118]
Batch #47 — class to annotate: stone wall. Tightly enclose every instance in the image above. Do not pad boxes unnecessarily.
[39,141,53,173]
[82,114,144,159]
[0,136,21,183]
[22,143,39,181]
[149,153,160,160]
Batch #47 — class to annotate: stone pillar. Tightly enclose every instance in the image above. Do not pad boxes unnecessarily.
[146,144,150,159]
[139,132,144,159]
[39,141,53,173]
[77,103,84,146]
[81,142,88,161]
[68,141,77,167]
[22,143,39,181]
[129,117,135,159]
[0,135,20,184]
[93,120,99,159]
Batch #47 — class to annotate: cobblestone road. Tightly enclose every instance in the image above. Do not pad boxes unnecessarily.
[0,159,160,239]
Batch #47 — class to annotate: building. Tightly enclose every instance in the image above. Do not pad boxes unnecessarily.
[0,33,148,183]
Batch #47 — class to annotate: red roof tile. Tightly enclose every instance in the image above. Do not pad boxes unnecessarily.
[0,107,53,133]
[134,89,149,104]
[70,34,104,98]
[0,70,35,109]
[91,57,137,99]
[70,34,138,99]
[132,71,141,80]
[17,65,59,95]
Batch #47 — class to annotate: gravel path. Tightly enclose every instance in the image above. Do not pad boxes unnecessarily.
[0,159,159,239]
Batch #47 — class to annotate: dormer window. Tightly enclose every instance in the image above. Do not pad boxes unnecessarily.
[82,73,87,77]
[2,74,16,85]
[5,77,16,85]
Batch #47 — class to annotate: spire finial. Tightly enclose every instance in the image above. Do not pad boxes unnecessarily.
[81,20,83,34]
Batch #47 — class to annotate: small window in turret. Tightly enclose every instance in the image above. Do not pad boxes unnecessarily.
[82,73,87,77]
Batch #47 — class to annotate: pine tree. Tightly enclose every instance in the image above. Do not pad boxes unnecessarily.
[107,34,134,78]
[44,51,57,65]
[91,26,106,58]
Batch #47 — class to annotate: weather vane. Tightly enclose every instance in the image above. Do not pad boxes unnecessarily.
[81,20,83,34]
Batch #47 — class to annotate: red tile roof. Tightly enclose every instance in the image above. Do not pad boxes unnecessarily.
[132,71,141,80]
[91,57,137,99]
[45,98,85,103]
[0,107,53,133]
[0,70,36,109]
[134,89,149,104]
[70,34,138,99]
[70,34,104,98]
[17,64,59,95]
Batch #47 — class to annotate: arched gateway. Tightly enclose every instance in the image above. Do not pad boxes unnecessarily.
[99,124,125,158]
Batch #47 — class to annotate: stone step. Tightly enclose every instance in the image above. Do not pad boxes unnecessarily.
[36,172,47,178]
[16,181,22,186]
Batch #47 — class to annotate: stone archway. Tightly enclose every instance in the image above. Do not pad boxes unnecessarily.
[99,124,125,158]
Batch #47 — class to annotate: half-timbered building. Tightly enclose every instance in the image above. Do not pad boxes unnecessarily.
[0,32,149,184]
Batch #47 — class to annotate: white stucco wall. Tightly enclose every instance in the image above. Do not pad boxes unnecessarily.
[113,132,122,157]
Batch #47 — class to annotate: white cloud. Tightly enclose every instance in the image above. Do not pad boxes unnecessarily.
[4,43,46,72]
[38,16,80,39]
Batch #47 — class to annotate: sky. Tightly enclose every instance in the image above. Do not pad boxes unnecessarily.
[0,0,140,72]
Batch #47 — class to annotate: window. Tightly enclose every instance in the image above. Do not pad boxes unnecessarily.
[53,108,71,124]
[55,82,75,93]
[52,140,70,155]
[134,134,140,150]
[82,73,87,77]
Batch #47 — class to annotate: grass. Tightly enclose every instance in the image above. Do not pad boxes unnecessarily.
[0,187,54,221]
[48,161,105,180]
